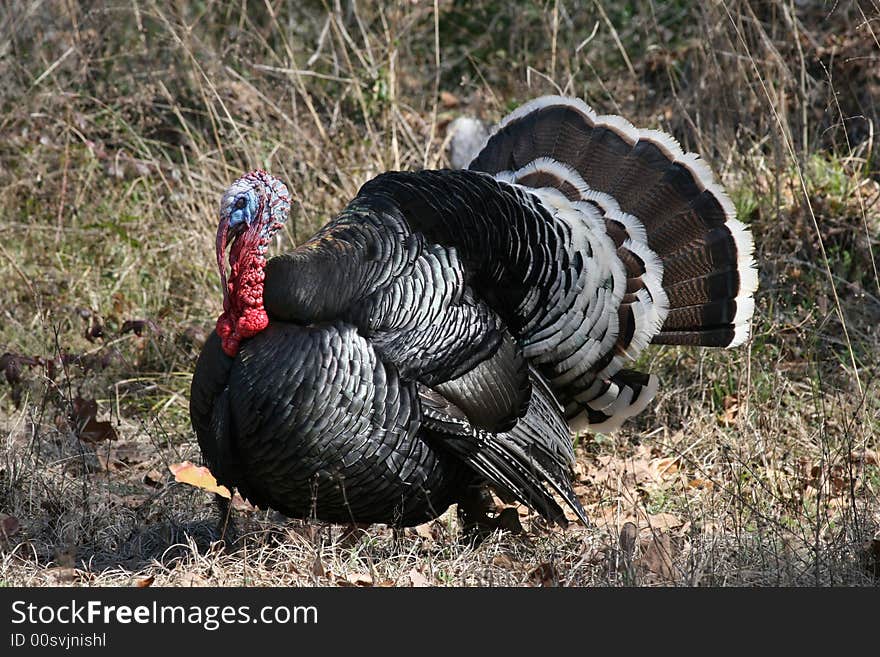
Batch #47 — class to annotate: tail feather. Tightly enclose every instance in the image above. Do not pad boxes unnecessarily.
[420,370,588,526]
[564,370,660,434]
[470,94,758,432]
[470,94,757,346]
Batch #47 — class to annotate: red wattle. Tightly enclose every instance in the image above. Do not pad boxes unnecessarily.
[216,314,238,357]
[217,229,270,357]
[237,307,269,336]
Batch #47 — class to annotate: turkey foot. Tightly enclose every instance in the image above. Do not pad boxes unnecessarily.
[214,493,239,548]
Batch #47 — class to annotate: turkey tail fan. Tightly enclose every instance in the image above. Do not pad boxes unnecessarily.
[469,95,758,350]
[469,95,757,432]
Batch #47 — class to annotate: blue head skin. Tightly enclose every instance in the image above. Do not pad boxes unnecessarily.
[218,171,290,254]
[215,170,291,356]
[226,187,258,233]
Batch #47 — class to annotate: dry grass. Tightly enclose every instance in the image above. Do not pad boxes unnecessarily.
[0,0,878,587]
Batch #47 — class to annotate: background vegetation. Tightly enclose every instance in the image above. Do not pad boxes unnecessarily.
[0,0,877,586]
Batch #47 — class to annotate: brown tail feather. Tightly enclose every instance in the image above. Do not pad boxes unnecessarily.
[470,95,757,350]
[466,95,756,432]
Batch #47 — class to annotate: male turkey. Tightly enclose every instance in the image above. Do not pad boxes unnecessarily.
[190,95,757,530]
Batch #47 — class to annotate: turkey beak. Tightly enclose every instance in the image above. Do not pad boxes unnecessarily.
[216,217,244,312]
[218,213,254,312]
[216,218,230,311]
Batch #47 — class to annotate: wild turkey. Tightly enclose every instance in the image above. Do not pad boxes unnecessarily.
[190,95,758,529]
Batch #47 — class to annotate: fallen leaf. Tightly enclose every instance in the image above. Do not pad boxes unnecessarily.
[143,469,163,487]
[639,533,677,581]
[440,91,460,108]
[591,507,682,535]
[491,553,519,570]
[230,492,254,512]
[799,462,849,498]
[113,442,147,465]
[588,444,670,491]
[851,450,878,466]
[408,567,432,587]
[85,317,104,342]
[528,562,558,587]
[718,394,739,425]
[688,478,714,490]
[135,575,154,588]
[96,452,124,472]
[43,567,85,585]
[651,456,679,478]
[70,396,117,444]
[828,464,847,497]
[338,573,373,587]
[592,506,629,530]
[121,319,158,336]
[644,512,683,532]
[413,523,435,541]
[169,461,231,498]
[0,513,20,540]
[311,555,326,579]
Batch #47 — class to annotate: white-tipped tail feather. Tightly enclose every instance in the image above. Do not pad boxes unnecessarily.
[470,94,758,433]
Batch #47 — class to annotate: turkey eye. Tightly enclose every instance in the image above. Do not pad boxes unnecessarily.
[234,197,247,210]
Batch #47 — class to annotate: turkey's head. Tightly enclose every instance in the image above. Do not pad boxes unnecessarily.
[215,170,291,357]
